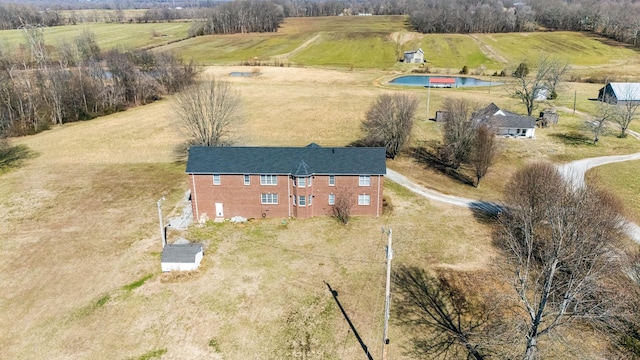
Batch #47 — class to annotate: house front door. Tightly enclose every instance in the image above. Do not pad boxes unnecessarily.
[215,203,224,218]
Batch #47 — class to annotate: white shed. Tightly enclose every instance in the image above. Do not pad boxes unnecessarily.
[161,242,204,272]
[403,48,424,64]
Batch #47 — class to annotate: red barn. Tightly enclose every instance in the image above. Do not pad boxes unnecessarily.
[186,144,386,221]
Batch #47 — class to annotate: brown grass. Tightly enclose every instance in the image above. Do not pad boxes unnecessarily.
[1,66,637,359]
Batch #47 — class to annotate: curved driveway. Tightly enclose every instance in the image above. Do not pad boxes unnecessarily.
[386,152,640,243]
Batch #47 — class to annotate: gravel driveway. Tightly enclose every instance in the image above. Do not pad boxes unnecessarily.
[387,151,640,243]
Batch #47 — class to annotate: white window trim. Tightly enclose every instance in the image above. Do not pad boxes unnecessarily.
[260,174,278,185]
[359,175,371,187]
[358,194,371,206]
[244,174,250,185]
[328,193,335,205]
[261,193,278,204]
[328,175,335,186]
[298,195,306,207]
[213,174,221,185]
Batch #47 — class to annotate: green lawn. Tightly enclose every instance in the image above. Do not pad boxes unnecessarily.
[474,32,640,66]
[160,32,308,64]
[291,32,397,68]
[3,17,640,73]
[0,23,190,54]
[587,160,640,223]
[418,34,502,70]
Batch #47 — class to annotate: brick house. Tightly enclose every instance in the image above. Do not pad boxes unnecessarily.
[185,144,386,221]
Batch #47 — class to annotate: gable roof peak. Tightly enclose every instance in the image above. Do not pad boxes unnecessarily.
[293,159,311,176]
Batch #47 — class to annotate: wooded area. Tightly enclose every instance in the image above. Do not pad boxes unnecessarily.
[0,27,197,136]
[5,0,640,47]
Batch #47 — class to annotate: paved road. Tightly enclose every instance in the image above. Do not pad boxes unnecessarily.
[386,152,640,242]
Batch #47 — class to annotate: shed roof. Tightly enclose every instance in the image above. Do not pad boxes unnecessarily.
[161,243,203,263]
[404,48,423,55]
[602,83,640,101]
[429,78,456,84]
[186,145,387,175]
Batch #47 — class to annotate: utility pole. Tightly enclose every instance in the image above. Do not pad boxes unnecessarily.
[157,197,166,248]
[426,80,431,120]
[382,227,393,360]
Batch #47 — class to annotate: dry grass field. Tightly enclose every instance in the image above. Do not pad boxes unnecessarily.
[3,11,640,356]
[0,66,499,359]
[1,63,637,359]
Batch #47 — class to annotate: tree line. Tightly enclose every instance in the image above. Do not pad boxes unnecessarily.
[7,0,640,47]
[0,27,197,137]
[189,0,284,36]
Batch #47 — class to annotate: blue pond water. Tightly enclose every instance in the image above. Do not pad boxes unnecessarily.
[229,72,254,77]
[390,75,501,88]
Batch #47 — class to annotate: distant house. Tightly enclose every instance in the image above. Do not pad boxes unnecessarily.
[185,144,386,221]
[403,48,424,63]
[161,242,204,272]
[598,82,640,104]
[473,103,536,138]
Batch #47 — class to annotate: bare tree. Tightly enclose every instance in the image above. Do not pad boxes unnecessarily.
[174,78,243,147]
[510,57,554,116]
[361,93,418,159]
[330,187,354,225]
[394,266,491,360]
[441,98,478,169]
[544,58,570,100]
[471,124,498,187]
[495,162,626,360]
[589,100,616,144]
[75,29,101,62]
[611,87,640,137]
[21,24,47,67]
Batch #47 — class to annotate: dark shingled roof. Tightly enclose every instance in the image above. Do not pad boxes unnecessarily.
[186,145,387,175]
[161,243,203,263]
[473,103,535,129]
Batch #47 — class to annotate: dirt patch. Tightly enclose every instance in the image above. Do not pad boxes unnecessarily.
[272,33,322,60]
[389,31,422,45]
[467,34,509,64]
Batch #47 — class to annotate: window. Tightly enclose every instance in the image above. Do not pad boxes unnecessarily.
[358,194,371,206]
[293,196,296,206]
[328,175,335,186]
[244,175,250,185]
[299,195,306,207]
[359,175,371,186]
[308,195,312,205]
[308,177,312,186]
[260,174,277,185]
[261,193,278,204]
[328,193,335,205]
[213,174,221,185]
[297,177,306,188]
